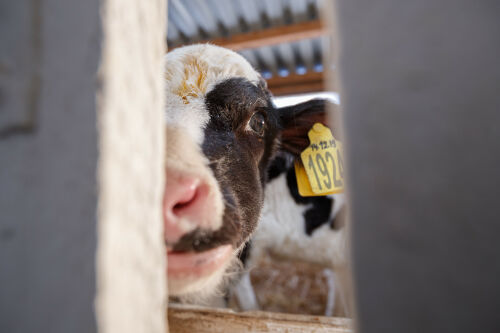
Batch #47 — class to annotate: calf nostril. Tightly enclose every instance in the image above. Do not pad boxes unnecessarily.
[164,174,214,245]
[173,187,198,214]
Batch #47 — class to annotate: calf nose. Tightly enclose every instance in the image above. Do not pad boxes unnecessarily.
[164,173,211,245]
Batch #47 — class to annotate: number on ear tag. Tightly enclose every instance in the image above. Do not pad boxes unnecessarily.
[295,123,344,196]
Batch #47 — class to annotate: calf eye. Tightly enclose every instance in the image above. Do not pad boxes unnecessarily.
[249,112,266,136]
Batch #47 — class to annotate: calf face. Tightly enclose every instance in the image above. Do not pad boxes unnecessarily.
[164,44,328,297]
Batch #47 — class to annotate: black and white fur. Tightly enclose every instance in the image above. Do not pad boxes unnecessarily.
[165,44,334,298]
[233,144,349,316]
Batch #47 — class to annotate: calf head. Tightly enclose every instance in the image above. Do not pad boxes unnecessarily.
[164,44,328,297]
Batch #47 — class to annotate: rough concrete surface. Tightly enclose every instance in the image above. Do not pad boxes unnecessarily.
[1,0,167,332]
[334,1,500,332]
[95,0,167,332]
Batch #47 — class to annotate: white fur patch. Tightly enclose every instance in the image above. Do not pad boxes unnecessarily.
[249,173,347,269]
[235,173,348,311]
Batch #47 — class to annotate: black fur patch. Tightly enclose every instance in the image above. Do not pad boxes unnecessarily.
[170,79,336,252]
[267,153,292,181]
[285,161,334,236]
[238,240,252,266]
[173,78,279,252]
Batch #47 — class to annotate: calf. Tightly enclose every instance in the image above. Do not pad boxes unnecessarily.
[164,44,330,298]
[234,152,349,315]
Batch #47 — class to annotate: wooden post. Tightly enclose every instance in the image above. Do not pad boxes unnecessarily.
[0,0,167,332]
[95,0,167,332]
[168,304,352,333]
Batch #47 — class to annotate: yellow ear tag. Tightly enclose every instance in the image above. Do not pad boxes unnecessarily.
[294,123,344,196]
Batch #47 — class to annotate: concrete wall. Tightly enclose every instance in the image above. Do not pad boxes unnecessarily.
[0,0,100,331]
[0,0,167,332]
[334,0,500,332]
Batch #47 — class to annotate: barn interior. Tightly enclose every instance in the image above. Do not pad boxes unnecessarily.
[4,0,499,331]
[166,0,347,317]
[167,0,330,97]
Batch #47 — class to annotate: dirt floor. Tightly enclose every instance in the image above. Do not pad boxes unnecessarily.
[229,252,349,317]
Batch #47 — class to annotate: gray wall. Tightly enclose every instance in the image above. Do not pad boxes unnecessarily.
[1,0,168,332]
[0,0,100,332]
[335,0,500,332]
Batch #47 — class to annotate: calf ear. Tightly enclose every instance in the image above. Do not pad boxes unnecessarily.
[279,99,340,156]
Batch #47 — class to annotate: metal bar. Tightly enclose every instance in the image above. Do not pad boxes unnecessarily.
[170,20,327,52]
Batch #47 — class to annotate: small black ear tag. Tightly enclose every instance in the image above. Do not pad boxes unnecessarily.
[294,123,344,196]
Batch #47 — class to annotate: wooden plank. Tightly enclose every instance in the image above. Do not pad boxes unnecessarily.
[171,20,327,52]
[167,304,352,333]
[266,72,327,96]
[269,81,324,96]
[267,71,323,86]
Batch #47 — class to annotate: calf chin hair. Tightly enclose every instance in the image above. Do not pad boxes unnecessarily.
[170,245,245,305]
